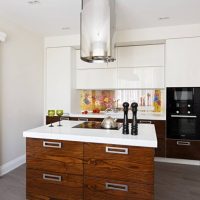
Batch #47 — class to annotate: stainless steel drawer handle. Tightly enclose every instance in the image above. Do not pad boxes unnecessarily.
[43,174,62,182]
[43,141,62,148]
[106,183,128,192]
[78,117,88,121]
[171,115,197,118]
[139,120,152,124]
[106,147,128,155]
[177,141,191,146]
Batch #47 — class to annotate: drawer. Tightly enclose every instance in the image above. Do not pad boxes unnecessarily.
[84,176,153,200]
[27,169,83,200]
[155,138,165,157]
[166,139,200,160]
[84,143,154,184]
[27,139,83,175]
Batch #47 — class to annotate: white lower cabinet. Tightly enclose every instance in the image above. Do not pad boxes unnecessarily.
[76,68,117,89]
[117,67,164,89]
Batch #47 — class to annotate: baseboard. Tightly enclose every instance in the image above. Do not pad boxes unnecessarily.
[0,154,26,176]
[155,157,200,166]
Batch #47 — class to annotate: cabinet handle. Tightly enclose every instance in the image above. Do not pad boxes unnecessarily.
[78,117,88,121]
[171,115,197,118]
[43,141,62,148]
[139,120,152,124]
[43,173,62,182]
[106,146,128,155]
[177,141,191,146]
[60,116,70,121]
[106,183,128,192]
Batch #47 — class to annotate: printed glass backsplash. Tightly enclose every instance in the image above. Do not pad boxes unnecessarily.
[80,90,163,113]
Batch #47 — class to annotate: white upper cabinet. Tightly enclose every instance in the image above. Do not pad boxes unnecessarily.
[117,67,164,89]
[76,50,117,69]
[76,68,117,90]
[118,44,165,68]
[166,37,200,87]
[76,44,165,90]
[46,47,71,114]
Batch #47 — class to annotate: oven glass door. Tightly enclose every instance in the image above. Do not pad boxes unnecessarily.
[174,88,194,101]
[167,115,200,139]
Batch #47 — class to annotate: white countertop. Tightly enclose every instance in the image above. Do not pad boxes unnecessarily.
[69,111,166,121]
[23,121,157,148]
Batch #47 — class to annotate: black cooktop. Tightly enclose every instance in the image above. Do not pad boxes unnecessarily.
[72,121,122,130]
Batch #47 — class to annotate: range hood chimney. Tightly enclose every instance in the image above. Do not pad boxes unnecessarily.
[80,0,116,63]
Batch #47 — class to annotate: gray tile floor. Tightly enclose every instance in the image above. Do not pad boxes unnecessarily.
[0,162,199,200]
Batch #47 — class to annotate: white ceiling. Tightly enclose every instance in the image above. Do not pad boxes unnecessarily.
[0,0,200,36]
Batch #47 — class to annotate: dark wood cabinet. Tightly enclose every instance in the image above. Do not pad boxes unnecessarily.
[26,138,155,200]
[84,143,154,184]
[27,139,83,175]
[166,139,200,160]
[84,176,153,200]
[27,169,83,200]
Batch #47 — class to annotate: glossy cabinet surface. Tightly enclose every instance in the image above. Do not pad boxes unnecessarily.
[76,68,118,89]
[166,37,200,87]
[75,44,165,89]
[117,44,165,68]
[117,67,165,89]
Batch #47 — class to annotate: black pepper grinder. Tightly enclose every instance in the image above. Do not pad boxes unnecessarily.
[131,102,138,135]
[122,102,129,134]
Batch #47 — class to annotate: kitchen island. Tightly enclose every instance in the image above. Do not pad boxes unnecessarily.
[24,120,157,200]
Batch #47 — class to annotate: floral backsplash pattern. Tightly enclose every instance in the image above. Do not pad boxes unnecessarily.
[80,90,163,113]
[80,90,115,111]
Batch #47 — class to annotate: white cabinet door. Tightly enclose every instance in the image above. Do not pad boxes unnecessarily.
[166,37,200,87]
[117,67,164,89]
[76,68,117,89]
[46,47,71,113]
[118,44,164,68]
[76,50,117,69]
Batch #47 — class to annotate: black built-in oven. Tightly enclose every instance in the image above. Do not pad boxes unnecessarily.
[167,87,200,140]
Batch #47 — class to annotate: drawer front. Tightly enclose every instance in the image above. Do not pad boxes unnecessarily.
[166,139,200,160]
[155,138,166,157]
[27,169,83,200]
[27,139,83,175]
[84,176,153,200]
[84,143,154,184]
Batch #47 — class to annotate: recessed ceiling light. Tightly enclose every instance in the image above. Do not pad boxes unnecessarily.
[28,0,40,5]
[62,27,70,31]
[158,17,170,20]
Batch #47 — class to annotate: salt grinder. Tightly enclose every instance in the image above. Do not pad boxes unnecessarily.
[122,102,129,134]
[131,102,138,135]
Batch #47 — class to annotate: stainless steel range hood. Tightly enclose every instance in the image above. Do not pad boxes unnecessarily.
[80,0,116,63]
